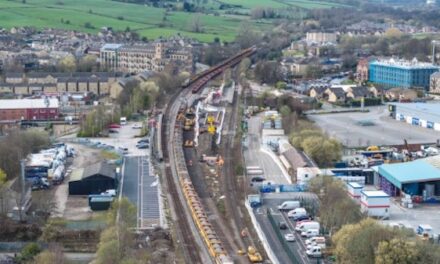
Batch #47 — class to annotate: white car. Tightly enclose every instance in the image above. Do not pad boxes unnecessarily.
[284,233,296,242]
[132,123,142,129]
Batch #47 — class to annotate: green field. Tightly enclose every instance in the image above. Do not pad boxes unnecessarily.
[0,0,345,42]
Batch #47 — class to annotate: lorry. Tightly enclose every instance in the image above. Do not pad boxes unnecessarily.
[120,117,127,125]
[295,221,320,233]
[278,201,301,211]
[287,208,307,219]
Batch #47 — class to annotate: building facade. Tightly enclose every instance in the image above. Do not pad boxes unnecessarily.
[100,40,194,74]
[369,58,439,89]
[0,72,121,96]
[0,98,59,121]
[306,32,337,44]
[356,58,369,83]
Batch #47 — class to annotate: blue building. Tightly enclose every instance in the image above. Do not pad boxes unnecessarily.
[373,156,440,198]
[369,58,439,89]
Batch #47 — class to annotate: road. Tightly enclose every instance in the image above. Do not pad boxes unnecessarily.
[244,115,289,184]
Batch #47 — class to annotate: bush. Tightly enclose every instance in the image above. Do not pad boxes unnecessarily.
[17,242,41,262]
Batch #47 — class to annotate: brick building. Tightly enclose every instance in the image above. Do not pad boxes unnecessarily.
[356,58,369,83]
[0,98,59,121]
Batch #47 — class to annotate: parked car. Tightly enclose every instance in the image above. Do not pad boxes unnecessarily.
[251,176,265,183]
[306,246,322,258]
[136,143,149,149]
[109,129,119,134]
[288,208,307,219]
[294,214,311,222]
[284,233,296,242]
[132,123,142,129]
[301,229,320,238]
[108,123,121,129]
[278,201,301,211]
[138,138,149,144]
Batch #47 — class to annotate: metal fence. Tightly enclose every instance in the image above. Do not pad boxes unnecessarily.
[266,208,301,264]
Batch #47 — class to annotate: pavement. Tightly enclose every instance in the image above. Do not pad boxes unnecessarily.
[244,115,290,184]
[308,105,440,147]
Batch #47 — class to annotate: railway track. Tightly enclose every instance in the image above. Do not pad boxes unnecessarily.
[161,47,256,264]
[161,91,203,263]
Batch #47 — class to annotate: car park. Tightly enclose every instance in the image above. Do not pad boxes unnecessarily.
[284,233,295,242]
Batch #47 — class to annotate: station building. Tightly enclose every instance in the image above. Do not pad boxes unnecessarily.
[373,156,440,198]
[369,58,439,89]
[388,103,440,131]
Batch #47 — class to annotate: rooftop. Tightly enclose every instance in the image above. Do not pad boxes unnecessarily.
[361,190,390,197]
[101,43,123,51]
[377,156,440,189]
[0,98,59,109]
[348,182,363,188]
[371,58,439,70]
[388,102,440,121]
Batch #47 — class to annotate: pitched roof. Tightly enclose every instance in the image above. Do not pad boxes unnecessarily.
[328,87,346,97]
[351,86,372,97]
[5,72,23,78]
[82,162,115,180]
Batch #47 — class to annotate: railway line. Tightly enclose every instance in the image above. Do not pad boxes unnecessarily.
[161,47,255,264]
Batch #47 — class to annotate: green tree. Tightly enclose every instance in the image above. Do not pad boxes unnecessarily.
[57,55,77,72]
[18,242,41,262]
[276,81,287,90]
[78,54,98,72]
[279,105,291,117]
[376,238,419,264]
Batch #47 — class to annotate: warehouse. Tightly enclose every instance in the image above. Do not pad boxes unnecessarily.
[388,103,440,131]
[374,156,440,200]
[69,162,117,195]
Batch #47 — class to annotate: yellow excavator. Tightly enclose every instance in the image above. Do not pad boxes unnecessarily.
[247,246,263,263]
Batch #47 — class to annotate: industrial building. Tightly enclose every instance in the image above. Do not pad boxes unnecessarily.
[347,182,363,201]
[69,162,118,195]
[0,98,59,121]
[360,190,390,219]
[374,156,440,198]
[388,103,440,131]
[369,58,439,89]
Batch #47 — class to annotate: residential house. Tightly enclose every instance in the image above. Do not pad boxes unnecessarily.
[309,86,327,99]
[325,87,346,103]
[5,72,24,84]
[346,86,373,99]
[369,86,384,97]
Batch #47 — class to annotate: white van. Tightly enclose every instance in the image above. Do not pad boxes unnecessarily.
[287,208,307,218]
[306,246,322,258]
[120,117,127,125]
[305,236,325,246]
[295,221,320,233]
[301,229,319,238]
[306,240,326,250]
[278,201,300,211]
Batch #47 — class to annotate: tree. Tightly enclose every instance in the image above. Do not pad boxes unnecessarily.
[254,61,282,85]
[0,169,7,216]
[34,245,65,264]
[78,54,98,72]
[57,55,77,72]
[17,242,41,262]
[235,21,261,49]
[276,81,287,90]
[279,105,291,117]
[189,15,203,33]
[376,238,419,264]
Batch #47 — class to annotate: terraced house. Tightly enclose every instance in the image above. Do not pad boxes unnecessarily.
[0,72,123,96]
[100,38,195,73]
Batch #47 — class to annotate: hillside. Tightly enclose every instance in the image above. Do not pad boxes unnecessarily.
[0,0,349,42]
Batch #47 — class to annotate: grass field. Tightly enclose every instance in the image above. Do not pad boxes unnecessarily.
[0,0,345,42]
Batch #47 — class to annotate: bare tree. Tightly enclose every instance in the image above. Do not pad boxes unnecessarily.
[189,15,204,33]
